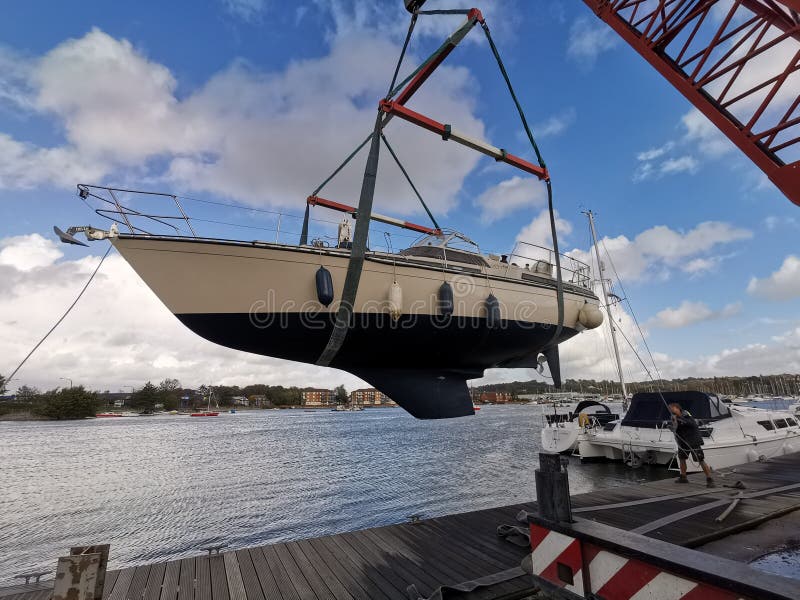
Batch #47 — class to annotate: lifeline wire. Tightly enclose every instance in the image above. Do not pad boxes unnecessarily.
[5,244,113,385]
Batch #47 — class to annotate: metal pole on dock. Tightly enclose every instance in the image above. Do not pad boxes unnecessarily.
[535,453,572,523]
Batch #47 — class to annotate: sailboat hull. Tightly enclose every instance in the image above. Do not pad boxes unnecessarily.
[112,235,597,418]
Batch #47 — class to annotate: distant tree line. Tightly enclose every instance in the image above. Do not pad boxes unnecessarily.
[473,374,800,397]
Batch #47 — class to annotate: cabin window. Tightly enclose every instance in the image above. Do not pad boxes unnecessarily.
[757,420,775,431]
[787,418,798,427]
[774,418,788,429]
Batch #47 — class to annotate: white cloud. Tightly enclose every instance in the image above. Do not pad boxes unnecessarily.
[569,221,752,282]
[687,327,800,376]
[634,153,699,181]
[0,26,486,219]
[0,46,35,112]
[475,176,546,224]
[0,133,107,189]
[636,142,674,162]
[516,209,572,248]
[567,18,619,68]
[0,234,63,271]
[222,0,266,21]
[764,215,797,231]
[648,300,741,329]
[747,255,800,301]
[680,109,733,159]
[533,108,576,138]
[0,233,365,392]
[660,155,699,175]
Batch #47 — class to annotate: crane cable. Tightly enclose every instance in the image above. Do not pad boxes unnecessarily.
[478,19,565,365]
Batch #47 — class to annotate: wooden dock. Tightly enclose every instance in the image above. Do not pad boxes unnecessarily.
[4,453,799,600]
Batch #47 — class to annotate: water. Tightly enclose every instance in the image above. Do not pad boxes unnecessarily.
[750,549,800,580]
[0,405,666,583]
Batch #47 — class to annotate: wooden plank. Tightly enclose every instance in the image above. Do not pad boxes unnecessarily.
[127,565,152,600]
[256,546,301,600]
[245,548,281,600]
[282,542,336,600]
[103,570,120,599]
[364,526,462,585]
[306,537,387,600]
[316,535,404,600]
[209,556,229,600]
[232,551,264,600]
[160,561,180,600]
[107,568,135,600]
[265,543,316,600]
[342,529,443,596]
[194,558,210,600]
[222,554,246,600]
[177,558,195,600]
[291,540,354,600]
[143,562,166,600]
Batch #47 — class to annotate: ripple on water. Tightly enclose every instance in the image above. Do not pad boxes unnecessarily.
[0,405,667,582]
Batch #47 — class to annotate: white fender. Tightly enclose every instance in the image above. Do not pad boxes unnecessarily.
[388,282,403,321]
[578,301,604,330]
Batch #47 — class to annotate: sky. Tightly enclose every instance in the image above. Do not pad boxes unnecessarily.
[1,0,799,394]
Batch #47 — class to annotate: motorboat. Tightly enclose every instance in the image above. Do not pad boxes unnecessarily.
[190,411,220,417]
[541,400,621,454]
[577,391,800,471]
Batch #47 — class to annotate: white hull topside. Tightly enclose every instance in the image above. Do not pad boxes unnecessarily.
[111,235,597,325]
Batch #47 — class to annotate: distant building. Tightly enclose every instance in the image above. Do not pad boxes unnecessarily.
[248,395,272,408]
[302,388,334,406]
[479,391,512,404]
[349,388,394,406]
[231,396,249,406]
[97,392,132,407]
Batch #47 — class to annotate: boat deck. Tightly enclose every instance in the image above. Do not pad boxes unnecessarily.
[4,453,799,600]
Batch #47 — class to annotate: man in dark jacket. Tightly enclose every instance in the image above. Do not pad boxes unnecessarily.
[668,403,715,487]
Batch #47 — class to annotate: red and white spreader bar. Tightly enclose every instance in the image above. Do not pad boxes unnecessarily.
[529,522,755,599]
[307,195,441,236]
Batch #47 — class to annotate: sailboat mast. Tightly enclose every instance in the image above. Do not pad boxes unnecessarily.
[585,210,628,403]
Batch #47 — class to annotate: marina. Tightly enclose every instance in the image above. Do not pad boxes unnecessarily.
[2,1,799,599]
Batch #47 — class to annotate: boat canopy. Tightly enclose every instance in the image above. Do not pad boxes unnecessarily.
[399,230,489,266]
[621,391,731,428]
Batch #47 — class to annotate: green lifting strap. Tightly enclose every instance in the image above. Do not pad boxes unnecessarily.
[314,12,420,367]
[479,20,565,364]
[316,113,382,367]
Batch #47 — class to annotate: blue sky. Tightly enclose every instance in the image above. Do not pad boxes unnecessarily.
[1,0,798,391]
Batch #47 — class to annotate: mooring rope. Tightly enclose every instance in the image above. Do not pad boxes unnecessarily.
[5,244,113,385]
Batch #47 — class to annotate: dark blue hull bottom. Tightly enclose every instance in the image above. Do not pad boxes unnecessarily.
[177,312,577,419]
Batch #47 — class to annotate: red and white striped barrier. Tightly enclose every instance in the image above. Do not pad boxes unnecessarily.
[529,523,748,599]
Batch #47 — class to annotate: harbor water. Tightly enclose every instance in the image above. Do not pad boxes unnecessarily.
[0,404,667,583]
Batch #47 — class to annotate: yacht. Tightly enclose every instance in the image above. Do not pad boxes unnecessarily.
[541,400,621,453]
[577,391,800,471]
[56,187,604,420]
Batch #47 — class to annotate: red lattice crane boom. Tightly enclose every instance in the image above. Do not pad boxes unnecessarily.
[582,0,800,206]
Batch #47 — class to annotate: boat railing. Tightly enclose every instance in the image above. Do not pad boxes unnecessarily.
[75,184,420,253]
[75,185,593,282]
[505,241,592,289]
